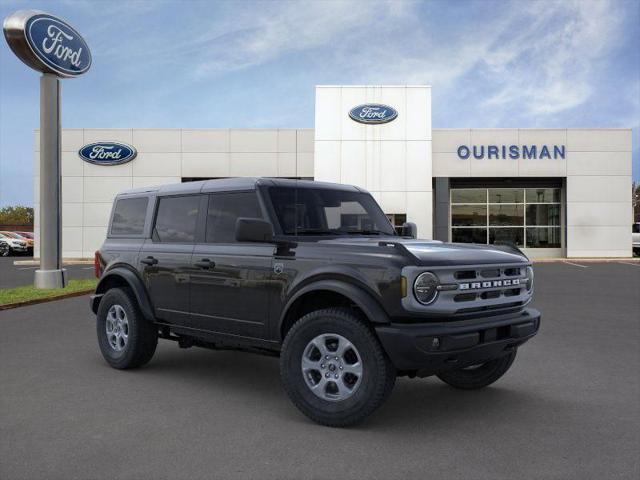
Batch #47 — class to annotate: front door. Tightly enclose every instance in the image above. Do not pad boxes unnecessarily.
[189,191,274,339]
[140,194,202,325]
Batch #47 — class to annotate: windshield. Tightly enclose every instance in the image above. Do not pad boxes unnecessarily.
[268,186,395,236]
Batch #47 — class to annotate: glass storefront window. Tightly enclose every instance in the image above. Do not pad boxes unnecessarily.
[489,204,524,226]
[452,228,487,244]
[451,205,487,226]
[526,188,561,203]
[526,204,561,226]
[451,186,562,249]
[489,228,524,247]
[451,189,486,203]
[526,227,561,248]
[489,188,523,203]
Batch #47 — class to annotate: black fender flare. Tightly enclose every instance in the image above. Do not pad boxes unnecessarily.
[92,267,155,322]
[279,279,390,335]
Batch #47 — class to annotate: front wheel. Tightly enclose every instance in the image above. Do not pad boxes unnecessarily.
[436,349,517,390]
[280,308,396,427]
[0,244,9,257]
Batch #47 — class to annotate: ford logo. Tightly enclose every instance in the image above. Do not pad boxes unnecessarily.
[349,104,398,124]
[79,142,137,166]
[3,10,91,78]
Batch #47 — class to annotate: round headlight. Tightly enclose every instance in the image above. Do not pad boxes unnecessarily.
[414,272,439,305]
[525,266,534,293]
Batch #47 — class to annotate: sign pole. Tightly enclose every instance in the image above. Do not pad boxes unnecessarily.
[4,9,91,289]
[35,73,66,288]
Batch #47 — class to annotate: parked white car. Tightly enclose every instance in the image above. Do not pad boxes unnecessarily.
[633,223,640,256]
[0,232,28,256]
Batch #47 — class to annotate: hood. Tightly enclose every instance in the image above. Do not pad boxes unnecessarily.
[316,236,528,266]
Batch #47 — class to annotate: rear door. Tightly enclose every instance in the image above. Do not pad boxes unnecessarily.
[140,194,203,325]
[189,191,275,339]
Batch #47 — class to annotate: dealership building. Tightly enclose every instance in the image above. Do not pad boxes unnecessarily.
[33,85,634,259]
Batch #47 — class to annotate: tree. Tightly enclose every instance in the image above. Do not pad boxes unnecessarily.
[0,205,34,226]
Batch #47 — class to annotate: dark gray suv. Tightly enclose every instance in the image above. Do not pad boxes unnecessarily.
[91,177,540,427]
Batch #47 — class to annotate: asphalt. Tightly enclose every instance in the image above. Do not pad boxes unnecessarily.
[0,256,95,289]
[0,262,639,480]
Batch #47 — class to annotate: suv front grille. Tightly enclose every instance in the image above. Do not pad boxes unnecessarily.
[402,262,532,318]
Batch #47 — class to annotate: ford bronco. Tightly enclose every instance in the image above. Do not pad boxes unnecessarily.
[91,178,540,426]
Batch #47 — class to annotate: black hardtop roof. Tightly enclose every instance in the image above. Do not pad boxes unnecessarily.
[116,177,363,198]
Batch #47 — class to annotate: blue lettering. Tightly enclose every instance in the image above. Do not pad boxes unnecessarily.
[539,145,551,159]
[501,145,507,159]
[473,145,485,159]
[487,145,499,159]
[457,145,470,159]
[522,145,537,159]
[553,145,565,159]
[509,145,520,159]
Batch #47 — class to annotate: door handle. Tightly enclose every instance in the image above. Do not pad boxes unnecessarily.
[194,258,215,269]
[140,256,158,266]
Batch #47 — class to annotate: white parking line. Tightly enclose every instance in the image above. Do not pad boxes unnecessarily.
[81,267,94,270]
[18,267,37,270]
[563,261,588,268]
[617,262,640,267]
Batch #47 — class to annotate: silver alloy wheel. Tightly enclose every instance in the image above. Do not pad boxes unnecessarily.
[105,304,129,352]
[301,333,363,402]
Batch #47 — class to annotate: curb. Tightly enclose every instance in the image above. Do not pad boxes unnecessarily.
[0,289,94,311]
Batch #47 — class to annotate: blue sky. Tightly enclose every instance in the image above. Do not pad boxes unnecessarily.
[1,0,638,206]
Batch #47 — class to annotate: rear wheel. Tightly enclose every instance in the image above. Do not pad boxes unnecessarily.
[96,287,158,369]
[436,349,517,390]
[0,243,9,257]
[280,308,395,427]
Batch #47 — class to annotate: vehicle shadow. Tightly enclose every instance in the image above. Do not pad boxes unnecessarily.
[130,343,558,431]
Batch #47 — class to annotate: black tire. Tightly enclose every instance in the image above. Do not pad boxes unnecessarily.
[0,244,9,257]
[436,349,517,390]
[96,287,158,369]
[280,308,396,427]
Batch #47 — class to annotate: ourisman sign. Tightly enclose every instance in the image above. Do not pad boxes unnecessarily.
[457,144,566,160]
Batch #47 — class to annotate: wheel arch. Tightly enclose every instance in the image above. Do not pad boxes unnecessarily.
[92,266,155,322]
[279,279,390,341]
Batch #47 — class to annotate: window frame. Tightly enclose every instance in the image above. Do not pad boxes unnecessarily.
[108,195,150,239]
[151,193,205,245]
[203,189,267,245]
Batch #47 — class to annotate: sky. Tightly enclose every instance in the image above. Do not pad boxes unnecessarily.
[0,0,638,207]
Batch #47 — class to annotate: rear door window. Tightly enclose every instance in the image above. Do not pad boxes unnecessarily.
[205,192,263,243]
[111,197,148,235]
[153,195,200,243]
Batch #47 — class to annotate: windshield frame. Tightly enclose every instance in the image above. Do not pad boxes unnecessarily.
[261,184,397,238]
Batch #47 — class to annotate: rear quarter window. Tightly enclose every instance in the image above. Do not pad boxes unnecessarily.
[110,197,148,236]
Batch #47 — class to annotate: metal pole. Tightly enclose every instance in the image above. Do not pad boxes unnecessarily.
[34,73,66,288]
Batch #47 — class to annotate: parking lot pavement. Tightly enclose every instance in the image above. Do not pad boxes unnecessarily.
[1,263,638,480]
[0,256,95,289]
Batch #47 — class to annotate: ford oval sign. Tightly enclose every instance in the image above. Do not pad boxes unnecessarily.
[3,10,91,77]
[79,142,137,166]
[349,104,398,125]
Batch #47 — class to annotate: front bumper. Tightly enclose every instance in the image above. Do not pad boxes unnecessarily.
[375,308,541,375]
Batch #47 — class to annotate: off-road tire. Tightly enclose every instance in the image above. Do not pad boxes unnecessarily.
[436,349,517,390]
[280,308,396,427]
[97,287,158,369]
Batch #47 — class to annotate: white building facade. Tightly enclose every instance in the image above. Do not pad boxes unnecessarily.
[33,85,634,259]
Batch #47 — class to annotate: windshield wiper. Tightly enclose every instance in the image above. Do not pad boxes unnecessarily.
[289,229,337,235]
[341,230,389,235]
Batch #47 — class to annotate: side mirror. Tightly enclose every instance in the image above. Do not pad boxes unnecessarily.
[235,217,274,243]
[401,222,417,239]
